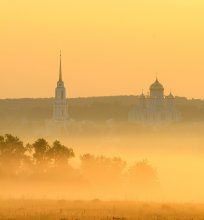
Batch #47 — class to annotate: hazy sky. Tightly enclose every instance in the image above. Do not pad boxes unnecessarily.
[1,0,204,99]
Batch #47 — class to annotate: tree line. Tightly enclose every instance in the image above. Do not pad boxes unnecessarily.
[0,134,159,197]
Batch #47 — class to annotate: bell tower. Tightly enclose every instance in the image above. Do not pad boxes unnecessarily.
[53,52,68,121]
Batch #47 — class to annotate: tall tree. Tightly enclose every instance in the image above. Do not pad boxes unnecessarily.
[48,140,74,167]
[0,134,28,174]
[30,138,50,171]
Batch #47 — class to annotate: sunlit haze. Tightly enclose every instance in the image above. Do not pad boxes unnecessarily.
[1,0,204,98]
[2,2,204,219]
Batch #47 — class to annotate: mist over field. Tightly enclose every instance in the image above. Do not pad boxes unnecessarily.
[0,96,204,203]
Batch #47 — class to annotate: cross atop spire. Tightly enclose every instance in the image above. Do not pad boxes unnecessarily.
[59,51,62,81]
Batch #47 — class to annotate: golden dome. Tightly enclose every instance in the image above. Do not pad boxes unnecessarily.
[150,78,164,91]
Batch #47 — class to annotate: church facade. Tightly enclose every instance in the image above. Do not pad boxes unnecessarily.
[129,78,180,123]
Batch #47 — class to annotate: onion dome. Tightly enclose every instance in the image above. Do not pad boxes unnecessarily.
[150,78,164,91]
[166,92,174,99]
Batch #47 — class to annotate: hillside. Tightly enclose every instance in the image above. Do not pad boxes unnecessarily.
[0,96,204,125]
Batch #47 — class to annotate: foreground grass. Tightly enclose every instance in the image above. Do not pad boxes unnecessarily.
[0,200,204,220]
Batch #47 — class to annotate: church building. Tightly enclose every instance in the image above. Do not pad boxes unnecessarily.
[53,52,69,121]
[45,52,70,135]
[129,78,180,123]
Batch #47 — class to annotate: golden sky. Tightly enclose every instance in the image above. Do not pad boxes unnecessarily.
[1,0,204,98]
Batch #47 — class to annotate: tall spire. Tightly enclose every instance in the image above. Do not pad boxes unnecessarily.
[59,51,62,81]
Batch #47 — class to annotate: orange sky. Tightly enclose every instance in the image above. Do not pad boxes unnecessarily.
[1,0,204,99]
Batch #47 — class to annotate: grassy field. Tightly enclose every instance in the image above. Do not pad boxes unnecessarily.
[1,200,204,220]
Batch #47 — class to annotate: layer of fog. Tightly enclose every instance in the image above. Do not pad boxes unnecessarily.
[2,122,204,202]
